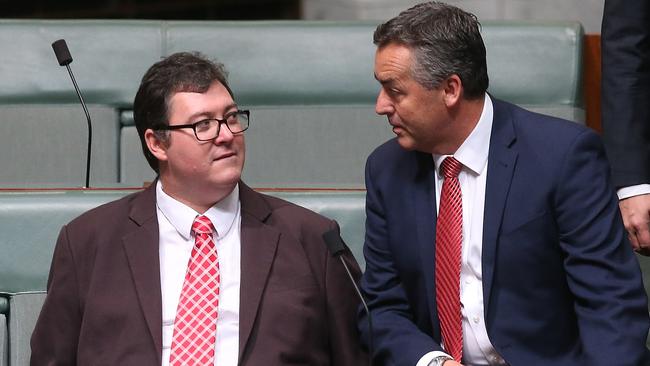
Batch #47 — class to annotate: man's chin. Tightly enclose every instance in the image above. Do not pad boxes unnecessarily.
[211,169,242,186]
[396,137,417,151]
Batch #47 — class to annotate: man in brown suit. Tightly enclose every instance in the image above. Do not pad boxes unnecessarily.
[30,52,367,365]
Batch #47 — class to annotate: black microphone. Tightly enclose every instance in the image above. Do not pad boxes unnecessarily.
[52,39,92,188]
[322,227,373,366]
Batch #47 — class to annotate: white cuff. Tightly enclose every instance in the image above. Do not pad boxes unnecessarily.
[617,184,650,200]
[416,351,453,366]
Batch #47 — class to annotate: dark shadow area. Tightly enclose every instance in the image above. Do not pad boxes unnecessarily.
[0,0,301,20]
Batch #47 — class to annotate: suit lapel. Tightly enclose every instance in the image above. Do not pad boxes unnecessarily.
[413,153,440,331]
[482,100,518,313]
[121,183,163,363]
[237,183,278,362]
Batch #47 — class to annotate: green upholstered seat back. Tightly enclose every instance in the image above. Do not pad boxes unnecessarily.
[0,188,364,366]
[0,20,161,187]
[0,187,366,364]
[482,21,584,122]
[0,189,366,296]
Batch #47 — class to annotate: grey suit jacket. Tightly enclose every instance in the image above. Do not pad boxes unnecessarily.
[31,182,367,365]
[601,0,650,187]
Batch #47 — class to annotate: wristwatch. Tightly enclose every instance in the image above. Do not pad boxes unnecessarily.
[429,355,454,366]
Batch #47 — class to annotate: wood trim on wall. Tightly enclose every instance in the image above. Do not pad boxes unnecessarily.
[583,34,601,133]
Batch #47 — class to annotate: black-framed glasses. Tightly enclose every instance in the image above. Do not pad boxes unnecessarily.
[157,109,250,141]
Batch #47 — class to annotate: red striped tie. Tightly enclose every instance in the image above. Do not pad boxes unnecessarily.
[169,215,220,365]
[435,157,463,361]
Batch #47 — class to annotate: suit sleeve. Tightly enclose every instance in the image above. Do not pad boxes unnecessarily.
[322,220,369,365]
[555,129,650,364]
[601,0,650,187]
[359,153,440,366]
[30,225,81,365]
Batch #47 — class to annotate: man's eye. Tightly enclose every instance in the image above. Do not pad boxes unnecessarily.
[195,120,212,131]
[223,111,238,123]
[386,88,402,98]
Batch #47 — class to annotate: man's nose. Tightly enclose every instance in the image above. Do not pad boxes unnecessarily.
[213,124,235,144]
[375,89,394,115]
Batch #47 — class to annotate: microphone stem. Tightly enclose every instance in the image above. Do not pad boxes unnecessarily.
[65,64,92,188]
[337,256,374,366]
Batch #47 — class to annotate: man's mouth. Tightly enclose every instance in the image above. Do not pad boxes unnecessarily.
[390,124,404,134]
[213,152,236,161]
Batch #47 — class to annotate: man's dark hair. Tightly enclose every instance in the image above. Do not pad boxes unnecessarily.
[133,51,234,173]
[373,1,489,99]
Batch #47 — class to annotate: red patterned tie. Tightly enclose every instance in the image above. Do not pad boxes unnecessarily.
[169,215,220,365]
[435,157,463,361]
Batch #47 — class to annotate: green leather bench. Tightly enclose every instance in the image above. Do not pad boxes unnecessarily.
[0,188,365,366]
[0,20,584,188]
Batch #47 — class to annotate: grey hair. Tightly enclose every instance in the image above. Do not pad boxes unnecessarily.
[373,1,488,99]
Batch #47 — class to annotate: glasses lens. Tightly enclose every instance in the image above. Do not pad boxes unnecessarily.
[227,111,249,134]
[195,111,249,141]
[195,119,220,141]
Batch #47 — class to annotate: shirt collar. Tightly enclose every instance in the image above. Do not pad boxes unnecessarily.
[155,180,240,240]
[433,94,493,176]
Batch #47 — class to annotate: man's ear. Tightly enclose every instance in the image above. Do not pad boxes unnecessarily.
[442,74,463,108]
[144,128,169,162]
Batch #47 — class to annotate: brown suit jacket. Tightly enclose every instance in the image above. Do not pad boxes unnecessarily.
[30,182,367,365]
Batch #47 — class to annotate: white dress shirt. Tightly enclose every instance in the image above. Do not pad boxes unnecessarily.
[157,181,241,366]
[418,95,507,366]
[617,184,650,200]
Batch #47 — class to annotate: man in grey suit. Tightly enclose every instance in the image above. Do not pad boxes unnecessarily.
[31,51,367,365]
[601,0,650,255]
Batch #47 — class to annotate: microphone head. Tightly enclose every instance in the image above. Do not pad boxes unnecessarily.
[322,228,347,257]
[52,39,73,66]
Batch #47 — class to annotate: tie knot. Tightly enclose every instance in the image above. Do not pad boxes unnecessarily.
[440,157,463,179]
[192,215,214,235]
